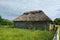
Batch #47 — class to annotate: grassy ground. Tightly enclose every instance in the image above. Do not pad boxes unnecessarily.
[58,25,60,40]
[0,26,54,40]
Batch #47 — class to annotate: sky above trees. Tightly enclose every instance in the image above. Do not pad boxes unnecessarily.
[0,0,60,20]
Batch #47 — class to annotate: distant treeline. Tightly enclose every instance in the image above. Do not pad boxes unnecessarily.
[0,16,13,25]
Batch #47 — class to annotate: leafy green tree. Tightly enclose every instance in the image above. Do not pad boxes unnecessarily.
[54,18,60,25]
[0,16,2,21]
[0,16,3,25]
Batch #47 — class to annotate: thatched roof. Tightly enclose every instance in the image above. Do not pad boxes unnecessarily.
[14,10,52,22]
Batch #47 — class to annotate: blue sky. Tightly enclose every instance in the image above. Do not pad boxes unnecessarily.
[0,0,60,20]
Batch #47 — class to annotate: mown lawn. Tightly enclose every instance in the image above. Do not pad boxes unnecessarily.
[0,26,54,40]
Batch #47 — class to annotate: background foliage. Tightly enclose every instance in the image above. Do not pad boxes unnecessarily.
[0,16,13,25]
[54,18,60,25]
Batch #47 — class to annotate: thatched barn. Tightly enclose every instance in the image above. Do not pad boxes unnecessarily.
[13,10,52,30]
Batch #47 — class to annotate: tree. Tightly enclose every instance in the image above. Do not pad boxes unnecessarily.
[54,18,60,25]
[0,16,3,25]
[0,16,2,21]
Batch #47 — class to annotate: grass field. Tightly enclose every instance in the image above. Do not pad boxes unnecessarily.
[58,25,60,40]
[0,26,54,40]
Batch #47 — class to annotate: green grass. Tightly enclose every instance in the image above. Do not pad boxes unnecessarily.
[0,26,54,40]
[58,25,60,40]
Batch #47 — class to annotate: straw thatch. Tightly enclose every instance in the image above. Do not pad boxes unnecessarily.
[14,10,52,22]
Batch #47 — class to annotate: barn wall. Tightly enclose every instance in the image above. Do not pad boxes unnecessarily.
[14,21,25,28]
[14,21,51,30]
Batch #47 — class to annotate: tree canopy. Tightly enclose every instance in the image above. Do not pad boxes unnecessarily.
[54,18,60,25]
